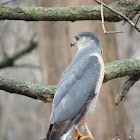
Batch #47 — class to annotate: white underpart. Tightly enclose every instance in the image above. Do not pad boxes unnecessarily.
[60,127,73,140]
[90,53,104,112]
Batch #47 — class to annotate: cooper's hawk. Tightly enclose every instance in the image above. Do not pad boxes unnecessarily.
[46,32,104,140]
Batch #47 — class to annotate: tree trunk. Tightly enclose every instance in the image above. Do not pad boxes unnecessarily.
[36,0,72,131]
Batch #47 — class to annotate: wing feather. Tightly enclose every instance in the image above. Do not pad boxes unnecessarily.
[51,54,102,124]
[47,53,104,140]
[47,88,97,140]
[51,52,90,113]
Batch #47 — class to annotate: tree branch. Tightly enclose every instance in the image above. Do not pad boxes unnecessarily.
[0,57,140,140]
[100,4,123,34]
[0,0,139,22]
[103,56,140,83]
[0,35,37,69]
[94,0,140,32]
[115,74,140,106]
[0,57,140,103]
[0,76,55,103]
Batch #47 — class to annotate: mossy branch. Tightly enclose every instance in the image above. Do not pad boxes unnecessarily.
[0,76,55,103]
[115,74,140,105]
[0,57,140,140]
[0,57,140,103]
[104,56,140,83]
[0,0,139,22]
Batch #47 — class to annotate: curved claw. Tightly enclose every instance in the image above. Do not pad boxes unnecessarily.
[74,123,94,140]
[74,127,83,140]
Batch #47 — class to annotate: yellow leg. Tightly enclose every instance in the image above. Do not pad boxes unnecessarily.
[79,123,93,140]
[74,127,84,140]
[74,122,94,140]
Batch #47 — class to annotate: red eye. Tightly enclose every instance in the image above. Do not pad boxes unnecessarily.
[75,36,79,40]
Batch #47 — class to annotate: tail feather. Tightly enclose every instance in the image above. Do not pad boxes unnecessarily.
[47,124,53,140]
[46,92,96,140]
[46,120,73,140]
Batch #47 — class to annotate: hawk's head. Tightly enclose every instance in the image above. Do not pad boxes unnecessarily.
[71,32,102,54]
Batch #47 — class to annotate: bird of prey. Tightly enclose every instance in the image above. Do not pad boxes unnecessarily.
[46,32,104,140]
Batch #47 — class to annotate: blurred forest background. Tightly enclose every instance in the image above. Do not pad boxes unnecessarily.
[0,0,140,140]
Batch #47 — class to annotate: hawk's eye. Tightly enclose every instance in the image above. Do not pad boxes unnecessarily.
[75,36,79,41]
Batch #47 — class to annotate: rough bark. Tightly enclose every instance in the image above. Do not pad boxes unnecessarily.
[0,0,139,22]
[0,76,55,103]
[104,56,140,83]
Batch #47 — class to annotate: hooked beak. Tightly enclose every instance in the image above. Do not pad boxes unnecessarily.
[71,42,75,47]
[71,38,76,48]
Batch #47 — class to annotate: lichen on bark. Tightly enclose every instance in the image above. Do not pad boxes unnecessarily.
[0,57,140,103]
[0,0,139,22]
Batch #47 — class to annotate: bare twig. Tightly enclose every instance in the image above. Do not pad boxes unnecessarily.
[94,0,140,33]
[135,11,140,27]
[2,43,8,59]
[101,4,123,34]
[102,0,108,5]
[115,74,140,106]
[0,0,15,5]
[0,34,37,69]
[13,64,40,69]
[0,22,10,58]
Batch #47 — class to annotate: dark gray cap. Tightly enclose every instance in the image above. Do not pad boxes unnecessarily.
[77,32,99,43]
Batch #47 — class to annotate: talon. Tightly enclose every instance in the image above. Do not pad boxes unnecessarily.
[74,128,83,140]
[74,123,94,140]
[79,135,93,140]
[80,123,94,140]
